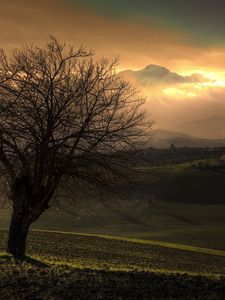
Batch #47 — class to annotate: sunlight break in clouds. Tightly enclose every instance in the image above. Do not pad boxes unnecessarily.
[119,64,225,138]
[162,71,225,100]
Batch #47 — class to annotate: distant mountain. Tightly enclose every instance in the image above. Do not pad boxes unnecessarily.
[181,116,225,139]
[153,129,192,140]
[153,129,225,148]
[119,65,224,140]
[119,65,211,87]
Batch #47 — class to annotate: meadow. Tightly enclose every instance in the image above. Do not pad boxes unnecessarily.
[2,158,225,250]
[1,230,225,299]
[1,158,225,299]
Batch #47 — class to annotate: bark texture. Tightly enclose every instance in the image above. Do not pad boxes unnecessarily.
[7,211,31,259]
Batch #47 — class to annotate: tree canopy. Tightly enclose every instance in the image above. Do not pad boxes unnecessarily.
[0,37,150,258]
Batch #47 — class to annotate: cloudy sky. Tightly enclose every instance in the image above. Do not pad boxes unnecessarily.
[2,0,225,71]
[2,0,225,137]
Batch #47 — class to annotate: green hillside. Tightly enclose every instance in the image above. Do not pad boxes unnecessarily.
[1,159,225,298]
[1,158,225,251]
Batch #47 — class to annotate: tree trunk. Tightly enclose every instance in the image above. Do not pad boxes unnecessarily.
[7,211,31,259]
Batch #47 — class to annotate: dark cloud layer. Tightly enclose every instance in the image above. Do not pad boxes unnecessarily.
[66,0,225,46]
[0,0,225,73]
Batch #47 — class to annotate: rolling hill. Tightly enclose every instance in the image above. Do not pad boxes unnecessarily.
[152,128,225,148]
[182,116,225,139]
[2,158,225,251]
[1,159,225,298]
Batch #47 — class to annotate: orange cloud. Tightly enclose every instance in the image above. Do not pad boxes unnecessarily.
[2,0,225,139]
[1,0,225,75]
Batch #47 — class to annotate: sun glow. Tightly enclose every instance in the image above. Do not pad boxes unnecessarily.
[162,69,225,99]
[163,86,198,98]
[181,69,225,87]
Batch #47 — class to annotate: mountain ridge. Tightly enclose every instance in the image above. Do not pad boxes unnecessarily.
[153,128,225,148]
[119,64,212,86]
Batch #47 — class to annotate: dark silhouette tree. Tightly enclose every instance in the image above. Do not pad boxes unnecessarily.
[0,37,150,259]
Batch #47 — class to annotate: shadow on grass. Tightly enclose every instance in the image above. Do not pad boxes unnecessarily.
[0,252,49,268]
[1,264,225,299]
[22,256,49,268]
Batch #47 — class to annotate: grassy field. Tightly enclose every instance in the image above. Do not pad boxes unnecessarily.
[1,229,225,299]
[137,158,225,204]
[1,158,225,298]
[1,158,225,251]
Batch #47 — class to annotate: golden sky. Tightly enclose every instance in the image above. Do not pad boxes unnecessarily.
[1,0,225,137]
[1,0,225,75]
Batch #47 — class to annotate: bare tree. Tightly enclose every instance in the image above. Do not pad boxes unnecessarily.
[0,37,150,259]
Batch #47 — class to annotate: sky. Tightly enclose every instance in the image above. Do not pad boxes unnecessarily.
[1,0,225,72]
[1,0,225,137]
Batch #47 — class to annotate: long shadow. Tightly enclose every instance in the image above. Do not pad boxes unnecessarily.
[102,202,152,228]
[149,202,199,225]
[0,253,49,268]
[22,256,49,267]
[1,265,225,299]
